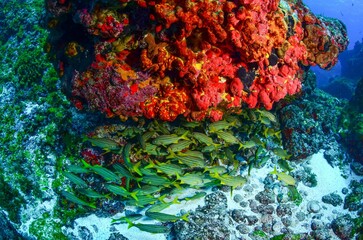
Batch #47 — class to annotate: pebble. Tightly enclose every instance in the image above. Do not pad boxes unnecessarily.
[272,221,284,233]
[243,185,254,192]
[262,223,273,233]
[276,193,289,203]
[231,209,244,223]
[108,232,128,240]
[236,224,249,234]
[233,194,243,203]
[248,199,259,213]
[307,200,321,213]
[180,209,187,215]
[255,190,276,205]
[310,229,331,240]
[220,185,231,193]
[321,193,343,207]
[311,220,324,230]
[263,175,275,188]
[98,200,125,217]
[280,227,292,234]
[239,201,248,208]
[245,215,258,225]
[260,214,273,224]
[205,191,228,209]
[350,162,363,176]
[276,204,292,217]
[257,204,274,215]
[78,226,92,240]
[281,217,292,227]
[296,211,306,221]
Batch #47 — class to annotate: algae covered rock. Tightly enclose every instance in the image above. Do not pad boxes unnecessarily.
[172,192,233,240]
[331,214,354,240]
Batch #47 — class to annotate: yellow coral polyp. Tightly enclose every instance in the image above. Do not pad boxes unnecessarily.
[65,42,82,57]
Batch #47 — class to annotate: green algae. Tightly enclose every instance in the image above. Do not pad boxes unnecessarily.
[0,0,87,238]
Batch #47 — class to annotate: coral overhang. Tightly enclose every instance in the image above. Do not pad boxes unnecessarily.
[44,0,348,121]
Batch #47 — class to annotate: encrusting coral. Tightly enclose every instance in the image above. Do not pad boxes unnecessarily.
[44,0,348,122]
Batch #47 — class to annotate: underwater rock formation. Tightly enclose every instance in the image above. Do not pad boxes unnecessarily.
[44,0,348,122]
[339,39,363,81]
[277,71,347,160]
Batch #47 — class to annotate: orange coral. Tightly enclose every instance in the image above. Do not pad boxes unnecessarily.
[45,0,348,122]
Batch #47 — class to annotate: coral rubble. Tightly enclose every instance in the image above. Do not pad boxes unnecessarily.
[44,0,348,122]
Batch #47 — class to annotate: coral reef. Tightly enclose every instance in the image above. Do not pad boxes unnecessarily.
[0,0,355,239]
[44,0,348,121]
[276,71,347,160]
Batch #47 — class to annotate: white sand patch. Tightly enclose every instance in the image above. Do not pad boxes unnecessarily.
[302,151,351,199]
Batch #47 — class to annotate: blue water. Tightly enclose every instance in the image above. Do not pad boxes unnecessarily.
[304,0,363,50]
[303,0,363,87]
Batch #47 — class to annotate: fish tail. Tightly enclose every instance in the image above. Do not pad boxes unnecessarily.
[88,203,97,209]
[125,218,134,229]
[145,161,155,169]
[130,191,139,201]
[175,172,181,180]
[166,149,177,159]
[213,143,220,148]
[181,212,189,222]
[82,135,89,142]
[133,161,143,176]
[172,196,180,204]
[270,166,278,175]
[105,194,112,200]
[158,194,167,203]
[238,143,244,150]
[180,130,190,140]
[173,183,183,190]
[209,172,219,179]
[81,160,92,169]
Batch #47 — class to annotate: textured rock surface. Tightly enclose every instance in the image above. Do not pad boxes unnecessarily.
[331,214,354,240]
[322,193,343,207]
[0,212,24,240]
[173,192,233,240]
[277,72,347,160]
[43,0,348,122]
